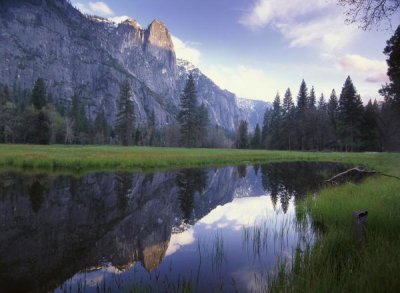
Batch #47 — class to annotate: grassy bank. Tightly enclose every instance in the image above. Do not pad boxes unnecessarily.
[0,144,398,174]
[268,153,400,292]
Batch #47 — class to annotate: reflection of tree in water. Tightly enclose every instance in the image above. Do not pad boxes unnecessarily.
[237,165,247,178]
[261,162,348,213]
[253,164,260,176]
[29,179,46,213]
[115,173,133,211]
[176,169,208,223]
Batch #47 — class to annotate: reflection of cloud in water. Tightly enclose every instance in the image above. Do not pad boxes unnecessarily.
[199,195,275,230]
[165,228,195,257]
[165,195,281,257]
[68,265,123,288]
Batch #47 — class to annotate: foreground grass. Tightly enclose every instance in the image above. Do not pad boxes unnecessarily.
[0,144,398,174]
[268,154,400,292]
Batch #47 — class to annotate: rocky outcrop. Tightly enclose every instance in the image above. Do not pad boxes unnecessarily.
[0,0,269,131]
[236,97,271,130]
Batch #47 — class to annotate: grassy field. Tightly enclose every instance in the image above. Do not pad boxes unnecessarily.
[0,144,398,174]
[1,144,399,291]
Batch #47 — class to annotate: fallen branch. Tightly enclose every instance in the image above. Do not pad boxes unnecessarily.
[325,167,400,183]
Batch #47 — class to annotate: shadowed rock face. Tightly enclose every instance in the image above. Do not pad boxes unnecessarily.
[0,0,268,131]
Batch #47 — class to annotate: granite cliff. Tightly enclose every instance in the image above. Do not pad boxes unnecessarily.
[0,0,270,131]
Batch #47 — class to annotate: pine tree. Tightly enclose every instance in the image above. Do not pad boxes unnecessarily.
[316,94,328,150]
[296,80,308,150]
[338,76,364,151]
[362,100,381,151]
[269,93,282,149]
[297,79,308,110]
[195,103,209,147]
[178,74,198,147]
[327,89,339,148]
[251,123,262,149]
[35,111,50,144]
[382,25,400,106]
[261,108,271,148]
[31,78,47,110]
[308,86,317,109]
[281,88,295,150]
[236,120,249,149]
[379,25,400,151]
[116,81,134,146]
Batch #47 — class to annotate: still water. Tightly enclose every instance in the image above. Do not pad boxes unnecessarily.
[0,162,363,292]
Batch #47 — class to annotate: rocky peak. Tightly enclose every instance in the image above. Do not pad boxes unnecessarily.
[121,18,142,30]
[145,19,174,51]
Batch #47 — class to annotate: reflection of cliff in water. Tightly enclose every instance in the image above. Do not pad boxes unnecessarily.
[0,162,353,292]
[0,172,180,293]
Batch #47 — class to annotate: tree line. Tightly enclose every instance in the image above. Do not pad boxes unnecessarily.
[236,26,400,152]
[1,26,398,151]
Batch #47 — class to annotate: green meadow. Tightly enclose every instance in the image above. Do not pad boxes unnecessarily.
[1,144,399,291]
[0,144,398,173]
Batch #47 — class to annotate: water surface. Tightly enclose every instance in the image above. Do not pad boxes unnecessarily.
[0,162,363,292]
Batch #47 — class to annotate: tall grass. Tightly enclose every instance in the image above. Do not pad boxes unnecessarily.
[0,144,398,174]
[267,154,400,292]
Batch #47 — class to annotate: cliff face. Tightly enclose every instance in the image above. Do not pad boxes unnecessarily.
[0,0,269,131]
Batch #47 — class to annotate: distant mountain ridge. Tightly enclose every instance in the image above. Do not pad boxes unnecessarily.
[0,0,270,131]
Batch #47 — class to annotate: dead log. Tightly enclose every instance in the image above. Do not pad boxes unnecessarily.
[325,167,400,183]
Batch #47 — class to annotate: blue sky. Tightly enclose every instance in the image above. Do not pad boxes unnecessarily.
[72,0,398,103]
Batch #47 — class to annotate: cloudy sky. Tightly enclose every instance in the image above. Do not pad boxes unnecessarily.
[72,0,398,103]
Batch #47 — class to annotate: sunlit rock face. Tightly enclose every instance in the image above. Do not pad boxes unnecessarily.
[0,0,268,131]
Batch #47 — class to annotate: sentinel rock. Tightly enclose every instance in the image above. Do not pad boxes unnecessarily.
[0,0,268,132]
[145,20,175,68]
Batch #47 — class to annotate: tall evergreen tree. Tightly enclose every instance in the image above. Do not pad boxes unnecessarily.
[327,89,339,148]
[281,88,295,150]
[261,108,271,148]
[251,123,262,149]
[338,76,364,151]
[269,93,282,149]
[31,78,47,110]
[362,99,380,151]
[308,86,317,109]
[195,103,209,147]
[306,86,318,149]
[178,74,198,147]
[297,79,308,110]
[116,81,134,146]
[379,25,400,150]
[316,94,329,150]
[236,120,249,149]
[296,80,309,150]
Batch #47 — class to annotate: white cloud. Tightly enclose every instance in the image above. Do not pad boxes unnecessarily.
[171,36,202,66]
[277,15,359,52]
[336,54,388,84]
[202,64,277,100]
[240,0,359,53]
[365,73,389,83]
[73,1,114,16]
[88,1,114,15]
[337,54,387,73]
[239,0,329,29]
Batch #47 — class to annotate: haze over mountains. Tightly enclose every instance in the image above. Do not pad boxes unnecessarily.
[0,0,270,131]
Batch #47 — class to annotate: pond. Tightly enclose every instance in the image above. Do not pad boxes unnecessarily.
[0,162,366,292]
